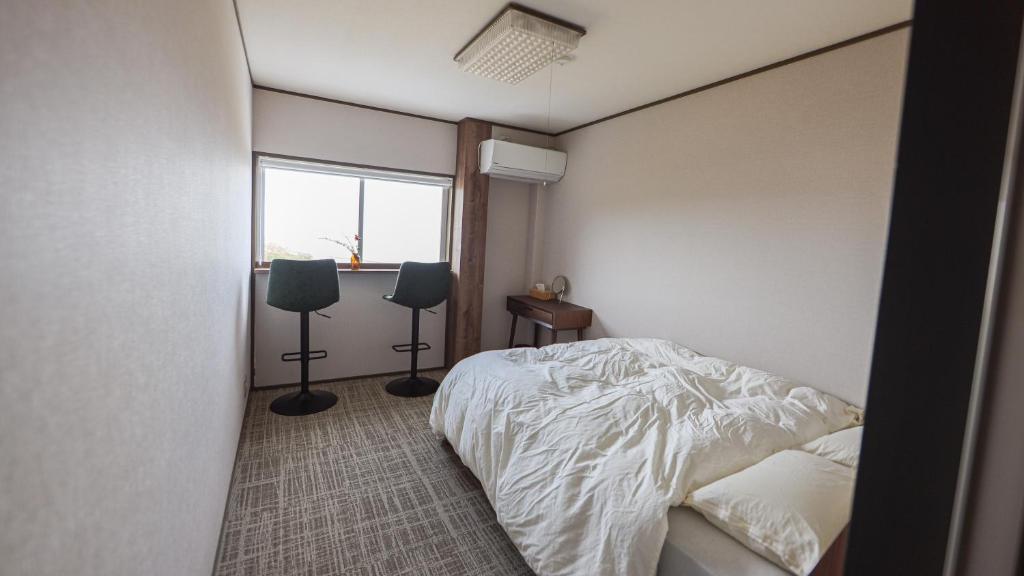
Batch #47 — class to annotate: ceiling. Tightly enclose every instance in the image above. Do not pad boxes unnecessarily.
[236,0,913,134]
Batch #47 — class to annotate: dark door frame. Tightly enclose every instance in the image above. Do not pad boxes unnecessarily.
[953,86,1024,574]
[846,0,1024,574]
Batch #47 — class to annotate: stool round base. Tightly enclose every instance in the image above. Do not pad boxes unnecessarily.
[385,376,440,397]
[269,389,338,416]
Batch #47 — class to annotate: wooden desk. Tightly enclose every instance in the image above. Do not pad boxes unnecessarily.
[507,295,593,348]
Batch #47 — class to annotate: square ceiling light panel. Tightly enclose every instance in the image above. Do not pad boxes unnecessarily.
[454,4,586,85]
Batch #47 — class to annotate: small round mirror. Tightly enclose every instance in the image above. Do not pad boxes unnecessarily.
[551,275,569,302]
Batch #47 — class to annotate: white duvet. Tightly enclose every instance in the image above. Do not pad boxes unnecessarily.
[429,338,861,576]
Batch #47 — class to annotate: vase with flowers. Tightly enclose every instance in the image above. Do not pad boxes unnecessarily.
[319,234,361,270]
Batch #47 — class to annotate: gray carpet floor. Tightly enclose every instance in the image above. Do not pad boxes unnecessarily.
[214,371,533,576]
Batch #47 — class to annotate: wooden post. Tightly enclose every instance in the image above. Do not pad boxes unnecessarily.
[446,118,492,367]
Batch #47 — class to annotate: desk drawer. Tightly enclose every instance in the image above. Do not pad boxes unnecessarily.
[508,297,553,325]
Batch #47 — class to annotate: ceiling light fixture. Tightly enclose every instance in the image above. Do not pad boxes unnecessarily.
[454,4,585,85]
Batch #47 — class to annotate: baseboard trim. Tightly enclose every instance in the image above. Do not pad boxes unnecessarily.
[210,390,250,576]
[251,367,446,392]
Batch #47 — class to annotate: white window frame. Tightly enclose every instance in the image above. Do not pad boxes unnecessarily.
[254,154,453,267]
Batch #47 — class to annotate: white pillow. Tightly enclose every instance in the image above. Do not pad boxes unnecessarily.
[800,426,862,468]
[685,450,854,576]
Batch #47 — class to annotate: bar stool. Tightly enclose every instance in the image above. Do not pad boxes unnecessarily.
[266,258,340,416]
[383,261,451,397]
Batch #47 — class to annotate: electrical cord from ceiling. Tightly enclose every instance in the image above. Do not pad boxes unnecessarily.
[547,40,554,136]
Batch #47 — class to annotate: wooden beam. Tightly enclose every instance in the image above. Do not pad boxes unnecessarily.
[446,118,492,366]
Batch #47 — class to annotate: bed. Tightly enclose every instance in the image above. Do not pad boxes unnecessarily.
[429,338,861,576]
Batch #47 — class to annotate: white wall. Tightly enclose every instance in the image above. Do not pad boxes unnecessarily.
[254,88,457,174]
[482,178,532,349]
[0,2,252,575]
[480,126,551,350]
[540,30,910,404]
[252,89,456,386]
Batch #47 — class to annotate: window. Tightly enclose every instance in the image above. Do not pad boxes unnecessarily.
[255,156,451,267]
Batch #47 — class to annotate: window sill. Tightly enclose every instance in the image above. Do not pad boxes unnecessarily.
[253,266,400,274]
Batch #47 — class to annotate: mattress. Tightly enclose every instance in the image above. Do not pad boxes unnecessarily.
[658,507,788,576]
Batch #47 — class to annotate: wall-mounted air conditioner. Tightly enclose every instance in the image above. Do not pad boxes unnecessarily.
[479,139,567,184]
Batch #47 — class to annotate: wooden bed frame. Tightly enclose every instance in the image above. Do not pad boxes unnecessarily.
[811,526,848,576]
